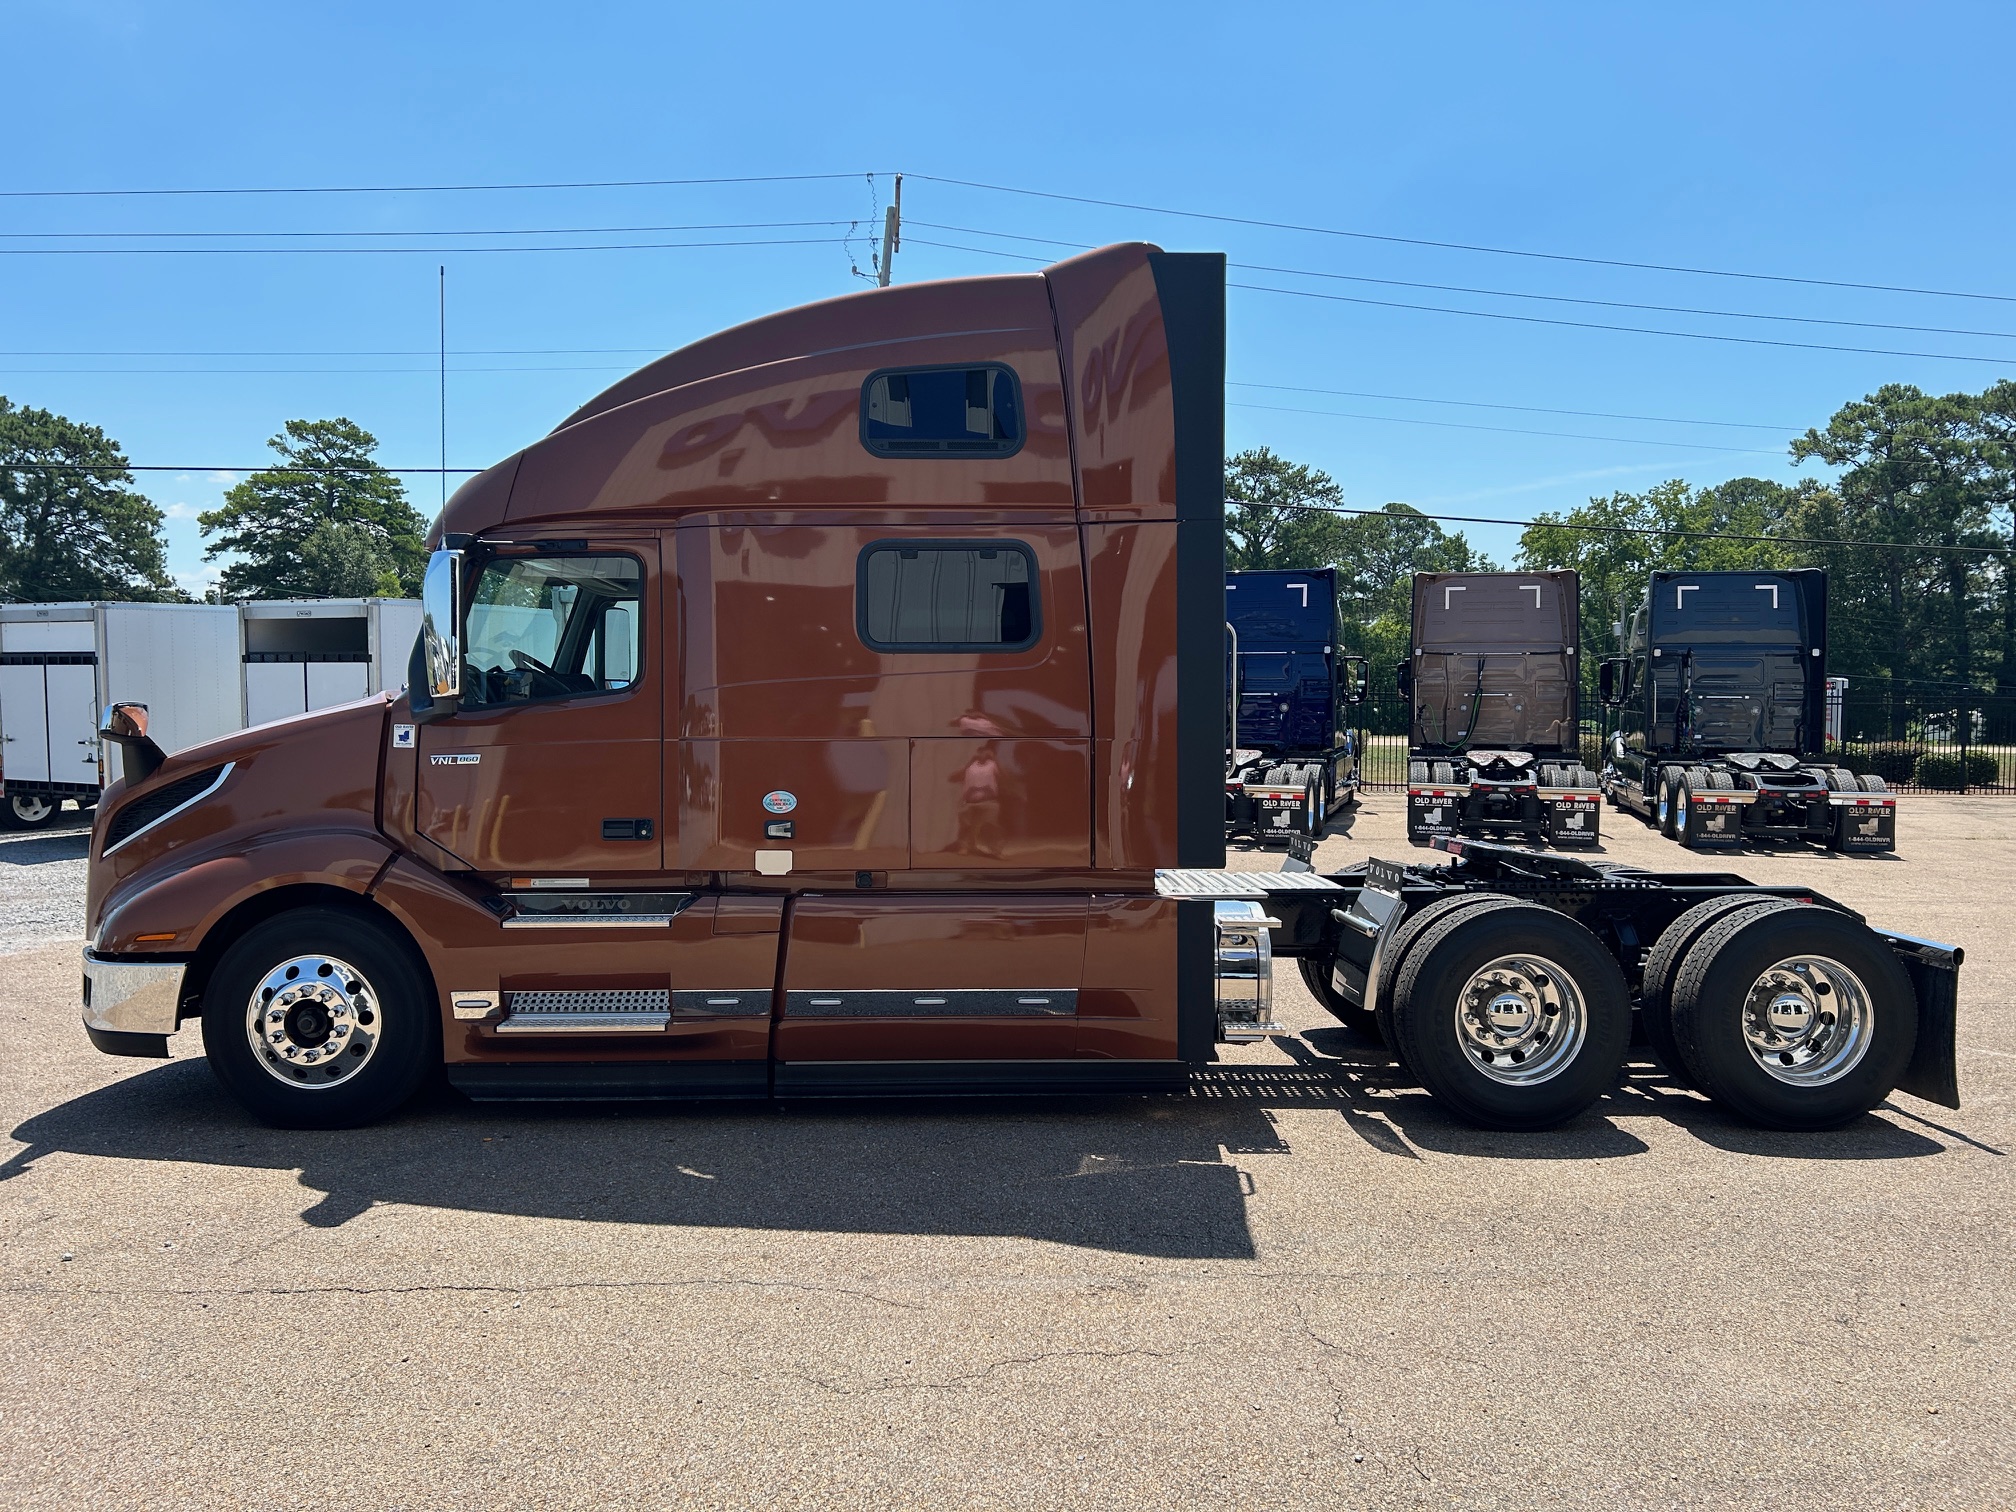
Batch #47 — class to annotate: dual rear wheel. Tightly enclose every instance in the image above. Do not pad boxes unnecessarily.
[1324,893,1917,1131]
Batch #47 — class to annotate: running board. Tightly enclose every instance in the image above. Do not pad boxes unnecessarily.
[494,989,671,1033]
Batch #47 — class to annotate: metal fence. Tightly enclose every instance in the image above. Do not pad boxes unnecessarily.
[1349,682,2016,794]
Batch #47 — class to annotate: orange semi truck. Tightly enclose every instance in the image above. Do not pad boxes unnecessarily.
[80,244,1962,1134]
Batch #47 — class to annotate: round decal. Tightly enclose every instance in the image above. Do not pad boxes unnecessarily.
[762,790,798,815]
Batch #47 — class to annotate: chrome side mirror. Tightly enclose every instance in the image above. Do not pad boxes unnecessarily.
[99,702,165,785]
[416,548,463,722]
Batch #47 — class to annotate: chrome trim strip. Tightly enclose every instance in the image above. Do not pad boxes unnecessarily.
[494,1013,672,1033]
[102,761,235,858]
[499,914,679,930]
[784,988,1078,1018]
[82,949,186,1035]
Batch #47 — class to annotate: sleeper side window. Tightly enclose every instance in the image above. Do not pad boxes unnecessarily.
[860,364,1023,457]
[856,540,1040,653]
[462,554,642,706]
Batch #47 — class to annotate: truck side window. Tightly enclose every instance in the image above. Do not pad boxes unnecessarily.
[860,365,1022,457]
[856,541,1040,653]
[462,554,642,706]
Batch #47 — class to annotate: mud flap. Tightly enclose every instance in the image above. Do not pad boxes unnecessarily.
[1407,789,1459,841]
[1886,933,1961,1109]
[1829,799,1897,853]
[1678,790,1742,849]
[1539,792,1601,846]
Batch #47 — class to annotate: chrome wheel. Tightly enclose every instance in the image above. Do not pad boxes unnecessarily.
[243,953,382,1089]
[1741,955,1872,1086]
[1454,954,1586,1085]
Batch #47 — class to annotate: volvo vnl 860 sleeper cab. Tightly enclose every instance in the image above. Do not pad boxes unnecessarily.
[1598,570,1895,851]
[1399,571,1599,848]
[1224,567,1367,844]
[78,245,1957,1134]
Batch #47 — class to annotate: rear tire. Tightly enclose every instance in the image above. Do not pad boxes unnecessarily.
[1373,894,1529,1065]
[200,907,438,1129]
[1638,897,1797,1089]
[1858,774,1888,793]
[1389,902,1631,1130]
[1408,761,1429,784]
[1431,761,1456,786]
[1298,956,1378,1040]
[1825,768,1858,793]
[3,793,60,829]
[1658,772,1678,838]
[1669,904,1916,1130]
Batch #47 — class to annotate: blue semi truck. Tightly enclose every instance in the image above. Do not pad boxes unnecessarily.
[1224,567,1368,843]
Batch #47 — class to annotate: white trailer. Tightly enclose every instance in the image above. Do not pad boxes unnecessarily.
[238,598,420,727]
[0,602,241,828]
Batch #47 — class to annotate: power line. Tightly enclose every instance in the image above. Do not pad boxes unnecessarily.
[1228,383,1799,433]
[911,221,2016,341]
[1230,401,1783,455]
[1235,500,2009,557]
[0,172,883,200]
[906,174,2016,306]
[1231,281,2016,368]
[0,235,849,258]
[5,458,2003,556]
[0,220,851,242]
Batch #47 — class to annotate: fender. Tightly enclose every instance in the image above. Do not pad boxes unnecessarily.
[94,827,396,954]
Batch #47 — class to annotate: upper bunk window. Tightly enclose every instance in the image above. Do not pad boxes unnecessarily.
[861,364,1023,457]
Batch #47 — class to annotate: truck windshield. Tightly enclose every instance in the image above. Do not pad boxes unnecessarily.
[462,554,641,706]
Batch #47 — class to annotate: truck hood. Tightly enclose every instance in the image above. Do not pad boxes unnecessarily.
[87,694,393,937]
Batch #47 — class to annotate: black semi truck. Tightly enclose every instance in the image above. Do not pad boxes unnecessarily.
[1597,569,1895,851]
[1224,567,1368,843]
[1399,571,1600,848]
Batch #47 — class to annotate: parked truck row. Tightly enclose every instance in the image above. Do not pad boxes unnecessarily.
[75,244,1959,1138]
[0,597,419,828]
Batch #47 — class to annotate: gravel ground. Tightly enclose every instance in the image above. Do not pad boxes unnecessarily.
[0,812,90,956]
[2,795,2011,1510]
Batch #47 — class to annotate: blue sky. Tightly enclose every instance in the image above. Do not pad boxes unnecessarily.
[6,1,2013,595]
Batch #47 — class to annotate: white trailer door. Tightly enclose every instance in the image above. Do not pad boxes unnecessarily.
[45,661,101,784]
[0,662,51,783]
[245,662,307,727]
[305,661,370,710]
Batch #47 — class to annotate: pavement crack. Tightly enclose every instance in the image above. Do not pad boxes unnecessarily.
[790,1345,1180,1395]
[0,1277,925,1309]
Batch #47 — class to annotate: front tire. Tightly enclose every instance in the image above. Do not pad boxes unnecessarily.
[1389,901,1631,1130]
[1668,904,1916,1130]
[201,908,438,1129]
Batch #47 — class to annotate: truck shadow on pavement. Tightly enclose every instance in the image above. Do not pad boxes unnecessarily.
[0,825,91,865]
[4,1032,1946,1257]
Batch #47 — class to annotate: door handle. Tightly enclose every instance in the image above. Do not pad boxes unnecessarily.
[601,818,654,841]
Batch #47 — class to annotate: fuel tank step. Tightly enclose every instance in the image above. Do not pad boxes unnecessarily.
[494,989,672,1033]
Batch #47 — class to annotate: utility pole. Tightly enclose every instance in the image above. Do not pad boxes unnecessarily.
[438,265,447,509]
[876,173,902,287]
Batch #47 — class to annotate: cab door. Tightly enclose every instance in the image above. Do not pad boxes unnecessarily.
[416,544,662,875]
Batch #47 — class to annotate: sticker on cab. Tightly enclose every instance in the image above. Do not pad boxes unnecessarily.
[392,723,415,749]
[762,790,797,814]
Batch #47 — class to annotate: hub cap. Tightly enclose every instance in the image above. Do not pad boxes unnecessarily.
[10,795,53,822]
[1454,954,1586,1085]
[1741,955,1872,1085]
[243,954,381,1089]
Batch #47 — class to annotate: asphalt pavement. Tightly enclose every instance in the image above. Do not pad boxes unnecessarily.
[2,795,2011,1509]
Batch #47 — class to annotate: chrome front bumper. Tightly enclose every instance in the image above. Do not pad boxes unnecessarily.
[82,950,187,1037]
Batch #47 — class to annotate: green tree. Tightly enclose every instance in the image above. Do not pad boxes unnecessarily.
[1792,385,1994,688]
[1224,446,1346,569]
[1973,379,2016,695]
[1332,503,1495,690]
[0,397,181,601]
[201,419,425,600]
[1516,477,1802,684]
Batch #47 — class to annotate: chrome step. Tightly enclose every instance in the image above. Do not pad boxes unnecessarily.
[1156,868,1344,898]
[495,989,671,1034]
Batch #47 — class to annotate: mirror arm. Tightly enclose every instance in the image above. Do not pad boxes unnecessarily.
[98,703,165,785]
